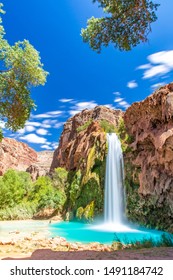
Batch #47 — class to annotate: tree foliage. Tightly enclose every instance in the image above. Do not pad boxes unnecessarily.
[0,3,48,138]
[81,0,159,52]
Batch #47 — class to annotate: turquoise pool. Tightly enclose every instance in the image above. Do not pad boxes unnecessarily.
[49,221,171,244]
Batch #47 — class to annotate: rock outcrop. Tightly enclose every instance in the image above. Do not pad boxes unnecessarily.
[124,83,173,231]
[27,151,54,180]
[0,138,53,179]
[51,106,123,171]
[0,138,37,175]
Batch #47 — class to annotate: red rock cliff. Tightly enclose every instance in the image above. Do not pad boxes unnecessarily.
[50,106,123,171]
[0,138,38,175]
[123,83,173,234]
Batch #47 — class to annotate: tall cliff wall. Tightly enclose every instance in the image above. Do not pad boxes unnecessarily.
[123,83,173,231]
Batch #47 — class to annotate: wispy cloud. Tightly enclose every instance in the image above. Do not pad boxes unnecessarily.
[69,100,98,116]
[59,98,73,103]
[36,128,48,136]
[32,110,63,119]
[127,80,138,89]
[114,93,130,110]
[41,144,52,150]
[138,50,173,79]
[19,133,48,144]
[151,82,165,90]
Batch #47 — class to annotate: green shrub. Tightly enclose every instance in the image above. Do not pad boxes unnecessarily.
[76,120,92,133]
[76,207,84,220]
[99,119,116,133]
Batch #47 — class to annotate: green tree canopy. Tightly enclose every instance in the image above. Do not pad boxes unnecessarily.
[81,0,159,52]
[0,3,48,139]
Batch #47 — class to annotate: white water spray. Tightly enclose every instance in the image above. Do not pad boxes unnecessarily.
[104,133,125,225]
[92,132,140,232]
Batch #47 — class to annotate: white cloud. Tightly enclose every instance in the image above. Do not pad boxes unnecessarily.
[0,121,5,129]
[151,82,165,90]
[127,80,138,89]
[69,110,81,116]
[41,144,52,150]
[25,125,35,132]
[54,122,64,129]
[118,101,130,109]
[103,104,115,109]
[143,64,169,79]
[42,119,57,125]
[113,92,121,95]
[138,50,173,79]
[32,110,63,119]
[137,64,151,70]
[69,101,98,116]
[26,121,41,127]
[114,97,123,103]
[46,110,62,116]
[114,94,130,110]
[148,50,173,67]
[36,128,48,135]
[20,133,47,144]
[59,98,73,103]
[17,128,25,134]
[51,142,59,149]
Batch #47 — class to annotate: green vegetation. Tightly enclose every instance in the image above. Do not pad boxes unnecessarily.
[115,117,134,152]
[112,233,173,251]
[81,0,159,52]
[0,169,66,220]
[76,120,92,133]
[99,119,116,133]
[0,3,48,140]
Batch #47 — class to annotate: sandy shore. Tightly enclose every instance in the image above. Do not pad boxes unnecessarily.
[1,220,173,260]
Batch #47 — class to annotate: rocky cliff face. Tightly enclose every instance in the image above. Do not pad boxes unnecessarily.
[123,83,173,231]
[50,106,123,221]
[27,151,54,180]
[0,138,53,179]
[0,138,38,175]
[51,106,123,172]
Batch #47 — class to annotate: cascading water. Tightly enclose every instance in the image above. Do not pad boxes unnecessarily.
[92,132,132,232]
[104,133,125,226]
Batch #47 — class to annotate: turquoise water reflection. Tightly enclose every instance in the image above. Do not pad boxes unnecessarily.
[49,221,171,244]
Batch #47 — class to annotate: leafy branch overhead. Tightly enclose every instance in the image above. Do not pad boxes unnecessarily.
[81,0,159,52]
[0,3,48,138]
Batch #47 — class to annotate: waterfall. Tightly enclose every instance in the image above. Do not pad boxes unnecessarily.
[104,133,125,225]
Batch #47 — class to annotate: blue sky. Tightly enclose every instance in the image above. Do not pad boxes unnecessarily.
[1,0,173,151]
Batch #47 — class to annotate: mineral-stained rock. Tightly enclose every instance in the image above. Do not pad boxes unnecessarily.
[50,106,123,171]
[0,138,37,175]
[124,83,173,230]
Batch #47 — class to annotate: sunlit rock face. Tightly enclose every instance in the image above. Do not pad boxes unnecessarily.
[50,106,123,172]
[0,138,37,175]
